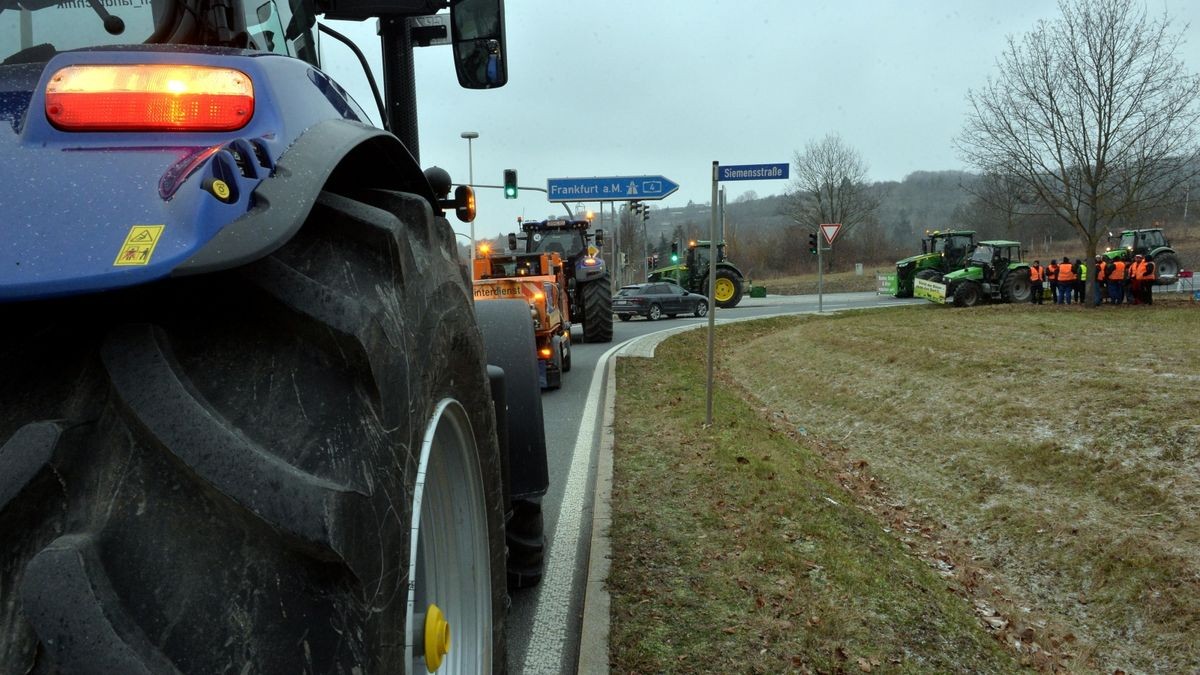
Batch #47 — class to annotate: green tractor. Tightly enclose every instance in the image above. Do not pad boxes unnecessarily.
[1102,228,1183,284]
[943,240,1033,307]
[894,229,976,297]
[648,240,747,308]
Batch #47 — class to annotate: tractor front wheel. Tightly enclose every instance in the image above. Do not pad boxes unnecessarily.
[953,281,982,307]
[915,268,943,284]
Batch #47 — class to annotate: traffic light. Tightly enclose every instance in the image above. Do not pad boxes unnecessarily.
[503,169,517,199]
[670,242,679,263]
[642,206,650,222]
[808,232,818,255]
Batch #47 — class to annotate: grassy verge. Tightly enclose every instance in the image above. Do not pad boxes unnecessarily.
[608,318,1018,673]
[609,297,1200,673]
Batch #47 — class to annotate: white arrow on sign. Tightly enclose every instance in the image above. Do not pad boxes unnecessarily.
[820,223,842,245]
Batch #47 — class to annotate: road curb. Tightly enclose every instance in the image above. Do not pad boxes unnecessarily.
[577,354,617,674]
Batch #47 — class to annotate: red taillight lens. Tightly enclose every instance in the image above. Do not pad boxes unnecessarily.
[45,64,254,131]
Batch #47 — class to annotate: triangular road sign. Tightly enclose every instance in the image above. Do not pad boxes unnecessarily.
[820,223,842,245]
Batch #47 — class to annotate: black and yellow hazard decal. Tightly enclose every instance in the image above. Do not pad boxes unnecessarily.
[114,225,166,266]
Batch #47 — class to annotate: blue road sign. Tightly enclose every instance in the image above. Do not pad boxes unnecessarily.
[717,163,789,181]
[546,175,679,202]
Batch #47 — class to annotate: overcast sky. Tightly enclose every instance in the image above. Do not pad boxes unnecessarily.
[319,1,1200,242]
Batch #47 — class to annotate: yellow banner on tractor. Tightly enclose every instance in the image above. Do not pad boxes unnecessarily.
[914,278,946,304]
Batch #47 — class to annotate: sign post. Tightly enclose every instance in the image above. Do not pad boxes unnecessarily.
[816,223,842,313]
[706,161,790,425]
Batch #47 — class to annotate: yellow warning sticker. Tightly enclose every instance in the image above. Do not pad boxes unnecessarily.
[113,225,166,266]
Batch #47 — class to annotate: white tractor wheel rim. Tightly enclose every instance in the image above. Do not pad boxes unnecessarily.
[406,399,492,674]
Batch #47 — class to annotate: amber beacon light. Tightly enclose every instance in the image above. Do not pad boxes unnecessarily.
[45,64,254,132]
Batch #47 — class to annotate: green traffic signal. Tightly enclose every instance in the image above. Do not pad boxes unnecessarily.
[503,169,518,199]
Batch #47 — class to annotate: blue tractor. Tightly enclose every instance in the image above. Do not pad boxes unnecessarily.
[0,1,546,672]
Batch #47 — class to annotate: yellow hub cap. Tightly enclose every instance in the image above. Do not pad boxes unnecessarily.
[424,604,451,672]
[714,277,735,302]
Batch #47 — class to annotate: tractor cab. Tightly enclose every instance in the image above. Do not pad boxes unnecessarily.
[686,240,726,273]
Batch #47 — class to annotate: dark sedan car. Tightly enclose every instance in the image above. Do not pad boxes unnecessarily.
[613,282,709,321]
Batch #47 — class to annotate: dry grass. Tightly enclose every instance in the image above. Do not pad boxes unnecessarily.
[608,320,1019,674]
[722,297,1200,672]
[756,269,886,295]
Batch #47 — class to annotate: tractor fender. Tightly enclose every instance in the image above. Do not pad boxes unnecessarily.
[1148,246,1177,259]
[176,120,433,275]
[717,261,746,279]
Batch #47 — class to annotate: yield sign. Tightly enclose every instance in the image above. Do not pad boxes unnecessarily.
[820,223,842,245]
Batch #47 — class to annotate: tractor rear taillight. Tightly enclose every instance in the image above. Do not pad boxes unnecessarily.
[45,65,254,132]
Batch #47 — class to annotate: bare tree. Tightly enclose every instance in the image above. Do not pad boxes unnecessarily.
[958,0,1200,258]
[963,172,1040,239]
[787,133,881,270]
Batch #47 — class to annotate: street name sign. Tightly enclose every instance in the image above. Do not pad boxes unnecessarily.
[821,223,842,245]
[546,175,679,202]
[717,163,789,181]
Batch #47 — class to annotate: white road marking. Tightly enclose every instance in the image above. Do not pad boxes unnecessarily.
[521,339,628,674]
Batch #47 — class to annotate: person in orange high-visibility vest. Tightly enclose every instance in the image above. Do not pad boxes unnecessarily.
[1132,254,1157,305]
[1092,255,1106,306]
[1028,260,1045,304]
[1055,256,1076,304]
[1107,256,1127,304]
[1046,259,1059,304]
[1129,254,1146,305]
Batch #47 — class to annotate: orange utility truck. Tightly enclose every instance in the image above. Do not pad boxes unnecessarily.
[473,244,573,389]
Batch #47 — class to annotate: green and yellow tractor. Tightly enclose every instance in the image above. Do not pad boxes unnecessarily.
[648,240,747,308]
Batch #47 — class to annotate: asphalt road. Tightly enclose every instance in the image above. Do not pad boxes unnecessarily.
[504,291,921,674]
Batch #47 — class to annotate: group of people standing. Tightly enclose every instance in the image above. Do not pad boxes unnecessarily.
[1027,253,1157,306]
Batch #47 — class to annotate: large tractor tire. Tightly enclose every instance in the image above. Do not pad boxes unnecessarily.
[894,271,914,298]
[1000,269,1032,303]
[580,275,613,343]
[0,190,508,674]
[1153,251,1181,283]
[915,267,944,284]
[713,267,744,308]
[474,301,548,590]
[952,280,982,307]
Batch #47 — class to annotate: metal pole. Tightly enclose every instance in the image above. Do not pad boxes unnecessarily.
[643,208,649,281]
[705,161,718,426]
[461,131,478,250]
[817,230,824,313]
[719,187,726,242]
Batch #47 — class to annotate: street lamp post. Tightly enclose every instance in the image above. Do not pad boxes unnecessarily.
[461,131,479,249]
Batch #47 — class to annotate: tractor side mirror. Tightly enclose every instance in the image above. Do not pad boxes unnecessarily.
[450,0,508,89]
[507,232,518,251]
[594,230,604,248]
